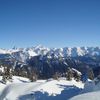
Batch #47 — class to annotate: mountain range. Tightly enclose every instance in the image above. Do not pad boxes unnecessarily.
[0,45,100,61]
[0,45,100,79]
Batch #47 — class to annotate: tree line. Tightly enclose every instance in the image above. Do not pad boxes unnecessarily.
[0,64,94,84]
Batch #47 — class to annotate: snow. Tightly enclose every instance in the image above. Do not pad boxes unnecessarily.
[36,79,84,96]
[27,49,37,57]
[0,49,10,54]
[1,46,100,60]
[0,76,30,84]
[0,66,4,73]
[72,68,82,75]
[2,75,100,100]
[70,91,100,100]
[76,47,86,56]
[0,76,84,100]
[70,77,100,100]
[0,48,20,54]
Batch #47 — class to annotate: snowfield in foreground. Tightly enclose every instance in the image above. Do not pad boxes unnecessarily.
[70,78,100,100]
[1,76,100,100]
[0,76,84,100]
[70,91,100,100]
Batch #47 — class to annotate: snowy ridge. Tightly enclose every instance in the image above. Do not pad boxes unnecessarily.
[0,46,100,59]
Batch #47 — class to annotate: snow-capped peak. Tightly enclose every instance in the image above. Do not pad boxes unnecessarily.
[0,46,100,62]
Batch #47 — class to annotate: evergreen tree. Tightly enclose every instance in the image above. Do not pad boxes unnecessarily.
[66,67,73,81]
[53,72,60,80]
[87,67,94,80]
[29,69,38,82]
[74,72,81,82]
[2,66,13,83]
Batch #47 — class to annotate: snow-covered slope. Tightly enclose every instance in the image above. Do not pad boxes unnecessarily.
[70,91,100,100]
[0,76,84,100]
[70,76,100,100]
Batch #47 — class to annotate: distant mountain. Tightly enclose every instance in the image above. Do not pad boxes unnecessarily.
[0,45,100,79]
[0,45,100,62]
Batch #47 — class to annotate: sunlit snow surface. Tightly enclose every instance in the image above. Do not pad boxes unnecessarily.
[0,76,84,100]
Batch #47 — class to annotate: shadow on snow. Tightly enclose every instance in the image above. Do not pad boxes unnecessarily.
[18,85,83,100]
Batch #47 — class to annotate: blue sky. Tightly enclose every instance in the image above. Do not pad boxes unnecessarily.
[0,0,100,48]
